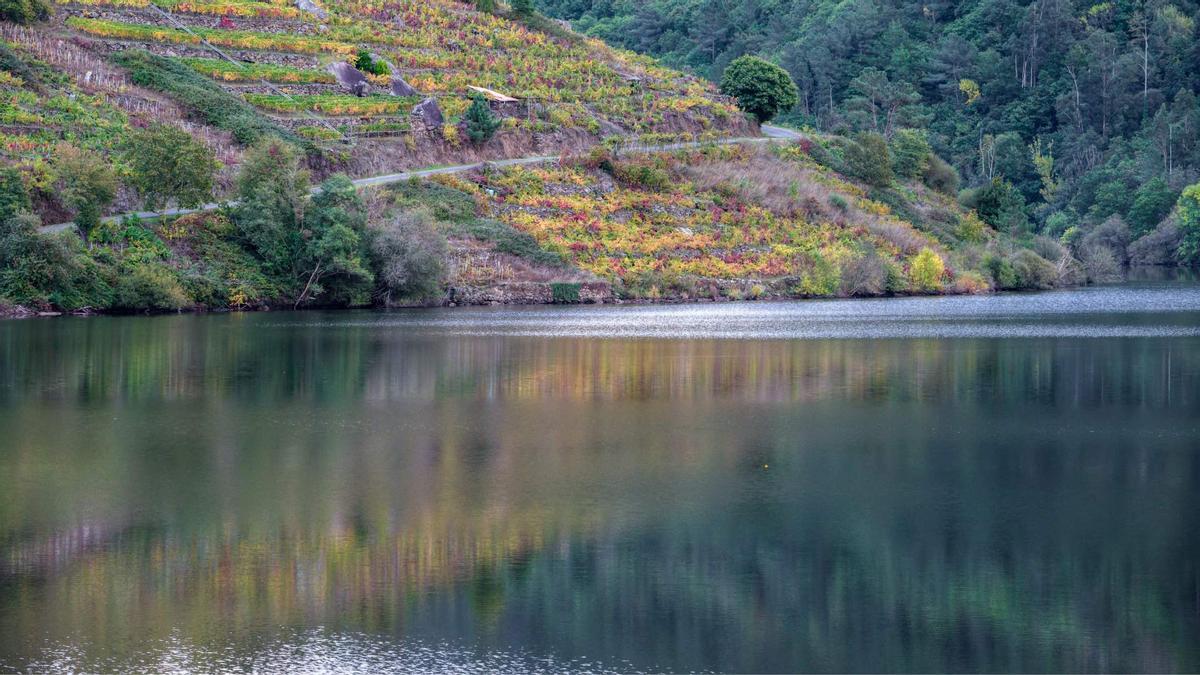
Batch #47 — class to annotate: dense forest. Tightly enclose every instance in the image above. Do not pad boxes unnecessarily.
[541,0,1200,266]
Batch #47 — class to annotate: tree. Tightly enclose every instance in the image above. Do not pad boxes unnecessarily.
[464,93,501,145]
[846,67,922,138]
[0,166,30,222]
[510,0,534,16]
[719,55,798,124]
[845,132,893,187]
[889,128,930,179]
[296,175,373,306]
[1127,178,1177,238]
[969,178,1029,234]
[54,144,116,235]
[1176,182,1200,266]
[122,124,217,210]
[475,0,495,12]
[233,139,309,277]
[369,208,447,303]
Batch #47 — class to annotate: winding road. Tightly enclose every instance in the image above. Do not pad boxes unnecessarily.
[40,125,803,234]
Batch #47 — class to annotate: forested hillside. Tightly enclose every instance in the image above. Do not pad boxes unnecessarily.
[543,0,1200,267]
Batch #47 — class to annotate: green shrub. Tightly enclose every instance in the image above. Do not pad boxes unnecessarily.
[1176,183,1200,266]
[353,50,389,76]
[719,55,798,123]
[1010,249,1058,289]
[550,282,580,303]
[612,161,671,191]
[922,153,960,195]
[390,180,478,223]
[0,166,30,222]
[889,128,930,179]
[797,252,839,296]
[909,247,944,291]
[510,0,535,16]
[112,261,189,311]
[984,253,1018,289]
[845,132,892,187]
[0,214,113,310]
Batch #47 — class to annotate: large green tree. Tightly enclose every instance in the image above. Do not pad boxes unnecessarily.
[719,55,798,124]
[122,124,217,210]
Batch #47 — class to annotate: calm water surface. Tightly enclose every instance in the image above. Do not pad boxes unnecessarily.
[2,281,1199,672]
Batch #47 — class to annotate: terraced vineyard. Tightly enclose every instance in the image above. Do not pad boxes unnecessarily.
[43,0,745,164]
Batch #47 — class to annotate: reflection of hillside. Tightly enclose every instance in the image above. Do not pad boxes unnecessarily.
[2,311,1199,671]
[1,313,1197,406]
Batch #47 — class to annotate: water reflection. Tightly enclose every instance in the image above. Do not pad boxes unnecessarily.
[1,285,1199,672]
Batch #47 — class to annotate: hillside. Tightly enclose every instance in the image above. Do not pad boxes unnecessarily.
[1,0,1076,314]
[543,0,1200,269]
[1,0,747,219]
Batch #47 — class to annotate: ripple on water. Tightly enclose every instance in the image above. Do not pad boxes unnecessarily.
[20,630,635,674]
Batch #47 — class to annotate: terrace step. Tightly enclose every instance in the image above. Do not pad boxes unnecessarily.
[60,4,320,35]
[83,37,324,70]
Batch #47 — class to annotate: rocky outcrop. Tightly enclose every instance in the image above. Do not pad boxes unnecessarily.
[327,61,369,96]
[412,97,443,128]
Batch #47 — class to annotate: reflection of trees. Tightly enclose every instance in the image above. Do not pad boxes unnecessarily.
[2,313,1198,407]
[1,313,1198,671]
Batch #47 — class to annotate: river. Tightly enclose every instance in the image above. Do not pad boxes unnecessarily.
[2,279,1199,672]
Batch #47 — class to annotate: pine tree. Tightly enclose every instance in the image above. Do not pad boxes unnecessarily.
[510,0,534,15]
[464,94,501,145]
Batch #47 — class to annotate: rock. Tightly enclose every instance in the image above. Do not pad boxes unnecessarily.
[294,0,327,19]
[412,97,443,127]
[326,61,369,96]
[390,75,417,97]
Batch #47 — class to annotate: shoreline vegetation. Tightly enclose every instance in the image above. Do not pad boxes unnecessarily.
[1,0,1197,319]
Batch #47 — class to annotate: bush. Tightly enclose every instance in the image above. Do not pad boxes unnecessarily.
[845,132,892,187]
[1079,214,1131,264]
[1177,183,1200,266]
[909,247,944,291]
[353,50,389,76]
[0,213,112,309]
[0,0,51,24]
[922,153,959,195]
[797,252,839,296]
[112,261,189,311]
[0,166,30,221]
[464,93,500,145]
[889,128,930,180]
[510,0,535,16]
[550,282,580,303]
[719,55,798,124]
[612,161,672,191]
[369,209,447,303]
[1010,249,1058,289]
[1128,217,1183,265]
[840,251,886,296]
[391,180,478,223]
[122,123,217,210]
